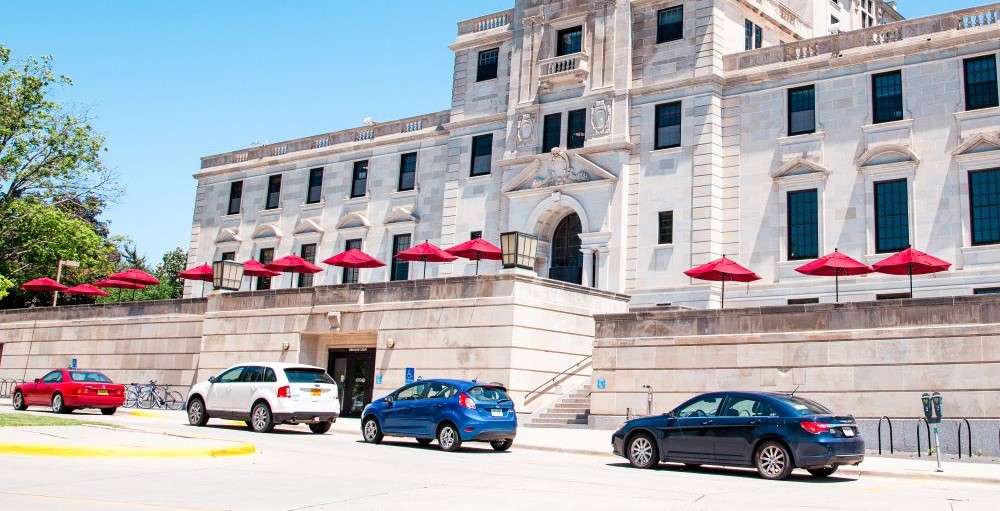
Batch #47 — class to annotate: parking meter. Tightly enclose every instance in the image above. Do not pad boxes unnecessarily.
[922,391,945,472]
[931,392,943,421]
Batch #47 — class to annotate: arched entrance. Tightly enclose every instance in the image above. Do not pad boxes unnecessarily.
[549,213,582,284]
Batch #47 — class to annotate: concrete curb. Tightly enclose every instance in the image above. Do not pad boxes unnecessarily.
[0,441,256,458]
[125,409,166,418]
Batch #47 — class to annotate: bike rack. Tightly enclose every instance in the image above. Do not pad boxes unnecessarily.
[916,418,931,457]
[957,418,972,459]
[877,416,894,455]
[0,378,25,399]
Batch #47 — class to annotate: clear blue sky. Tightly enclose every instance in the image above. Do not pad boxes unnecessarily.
[1,0,984,261]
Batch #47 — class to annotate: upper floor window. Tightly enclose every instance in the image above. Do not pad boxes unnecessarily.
[257,247,274,290]
[658,211,673,245]
[556,26,582,56]
[874,178,909,253]
[872,70,903,124]
[542,113,561,153]
[787,189,819,260]
[470,231,482,240]
[398,152,417,192]
[343,238,363,283]
[220,251,235,261]
[964,55,999,111]
[297,243,317,287]
[227,181,242,215]
[654,101,682,150]
[265,175,281,210]
[306,168,323,204]
[351,160,368,198]
[787,85,816,136]
[567,109,587,149]
[656,6,683,44]
[391,233,411,281]
[470,134,493,176]
[970,168,1000,246]
[476,48,499,82]
[744,20,762,51]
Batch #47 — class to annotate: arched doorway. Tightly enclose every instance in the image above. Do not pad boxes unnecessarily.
[549,213,582,284]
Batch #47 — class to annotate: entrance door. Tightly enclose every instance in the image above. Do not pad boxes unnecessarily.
[549,213,583,284]
[327,348,376,418]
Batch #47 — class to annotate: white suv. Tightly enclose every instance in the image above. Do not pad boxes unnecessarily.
[186,363,340,433]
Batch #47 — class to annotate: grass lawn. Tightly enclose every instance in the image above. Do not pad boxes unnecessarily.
[0,412,107,428]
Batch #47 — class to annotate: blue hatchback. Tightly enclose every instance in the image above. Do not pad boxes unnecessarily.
[612,391,864,480]
[361,379,517,452]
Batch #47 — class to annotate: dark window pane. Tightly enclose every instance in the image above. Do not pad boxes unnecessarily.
[964,55,999,111]
[567,109,586,149]
[874,179,909,253]
[872,71,903,124]
[391,234,411,281]
[556,26,582,56]
[398,152,417,191]
[265,175,281,210]
[351,160,368,198]
[297,243,317,287]
[654,101,682,150]
[470,231,482,240]
[306,168,323,204]
[542,113,561,153]
[658,211,673,244]
[754,25,762,49]
[787,189,819,260]
[343,238,363,284]
[284,368,335,384]
[227,181,242,215]
[656,6,683,44]
[745,19,753,51]
[970,168,1000,245]
[788,85,815,136]
[257,248,274,290]
[220,251,235,261]
[470,134,493,176]
[476,48,499,82]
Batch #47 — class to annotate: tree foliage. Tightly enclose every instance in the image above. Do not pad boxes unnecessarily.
[98,246,188,303]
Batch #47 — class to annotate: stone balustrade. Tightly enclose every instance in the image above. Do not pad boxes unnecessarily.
[538,53,590,91]
[457,9,512,35]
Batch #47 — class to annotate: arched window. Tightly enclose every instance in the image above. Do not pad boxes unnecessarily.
[549,213,582,284]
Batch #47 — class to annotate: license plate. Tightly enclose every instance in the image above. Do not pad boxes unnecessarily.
[842,427,855,437]
[490,409,504,417]
[310,389,322,397]
[97,390,108,396]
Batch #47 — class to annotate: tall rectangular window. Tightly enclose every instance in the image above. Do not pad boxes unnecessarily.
[872,70,903,124]
[567,108,586,149]
[657,211,673,245]
[656,6,683,44]
[398,152,417,192]
[556,26,582,56]
[786,189,819,260]
[787,85,816,136]
[654,101,682,150]
[265,175,281,210]
[343,238,363,283]
[257,248,274,290]
[970,168,1000,245]
[874,179,909,253]
[391,234,411,281]
[964,55,999,111]
[470,231,482,240]
[227,181,242,215]
[542,113,562,153]
[351,160,368,198]
[745,20,762,51]
[476,48,499,82]
[220,251,235,261]
[470,134,493,176]
[297,243,317,288]
[306,168,323,204]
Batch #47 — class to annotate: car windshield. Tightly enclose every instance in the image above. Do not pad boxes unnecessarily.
[774,395,832,416]
[284,368,335,384]
[468,386,510,402]
[69,371,112,383]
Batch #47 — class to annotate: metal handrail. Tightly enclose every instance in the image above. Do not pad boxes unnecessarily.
[523,354,592,403]
[957,418,973,459]
[917,418,931,457]
[877,416,894,455]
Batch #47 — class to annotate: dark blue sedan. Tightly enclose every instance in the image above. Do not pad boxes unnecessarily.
[361,379,516,452]
[612,391,864,480]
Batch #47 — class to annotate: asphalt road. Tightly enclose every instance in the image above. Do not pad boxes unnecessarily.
[1,410,998,511]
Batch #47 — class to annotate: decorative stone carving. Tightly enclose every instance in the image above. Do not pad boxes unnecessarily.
[215,228,241,243]
[591,99,611,136]
[952,132,1000,156]
[503,147,617,193]
[384,205,419,224]
[531,148,590,188]
[251,223,282,239]
[336,211,371,230]
[293,218,325,235]
[516,113,536,147]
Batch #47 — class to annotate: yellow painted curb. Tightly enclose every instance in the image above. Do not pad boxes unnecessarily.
[126,410,165,418]
[0,442,256,458]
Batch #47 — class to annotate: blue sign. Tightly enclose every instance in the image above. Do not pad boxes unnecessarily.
[375,373,383,385]
[70,358,77,369]
[404,367,415,385]
[596,377,606,390]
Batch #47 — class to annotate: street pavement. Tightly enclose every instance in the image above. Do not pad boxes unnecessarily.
[1,405,999,511]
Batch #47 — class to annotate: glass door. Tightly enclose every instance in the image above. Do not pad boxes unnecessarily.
[327,348,376,418]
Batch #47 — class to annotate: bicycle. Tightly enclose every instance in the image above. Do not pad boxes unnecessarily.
[130,380,184,410]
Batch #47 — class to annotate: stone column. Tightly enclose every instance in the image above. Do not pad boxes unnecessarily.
[580,248,595,287]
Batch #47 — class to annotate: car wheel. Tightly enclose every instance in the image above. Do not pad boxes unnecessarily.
[186,397,209,426]
[250,402,275,433]
[244,420,254,429]
[626,433,659,469]
[309,421,333,434]
[362,417,383,444]
[12,391,27,411]
[101,408,117,416]
[51,394,68,414]
[416,438,433,446]
[437,424,462,452]
[490,439,513,452]
[807,466,838,478]
[756,441,794,480]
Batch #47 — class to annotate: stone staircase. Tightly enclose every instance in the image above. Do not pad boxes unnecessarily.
[524,388,591,429]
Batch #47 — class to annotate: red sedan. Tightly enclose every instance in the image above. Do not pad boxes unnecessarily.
[12,369,125,415]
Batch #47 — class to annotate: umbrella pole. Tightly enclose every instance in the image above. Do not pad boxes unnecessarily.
[835,269,840,303]
[721,278,726,309]
[423,257,428,279]
[909,264,913,298]
[476,258,480,276]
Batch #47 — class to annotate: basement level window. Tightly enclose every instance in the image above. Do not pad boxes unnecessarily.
[974,287,1000,295]
[787,297,819,305]
[876,292,911,300]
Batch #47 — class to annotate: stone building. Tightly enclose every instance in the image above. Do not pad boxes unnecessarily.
[189,0,1000,309]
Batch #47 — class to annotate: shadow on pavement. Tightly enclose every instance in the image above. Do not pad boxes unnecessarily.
[605,462,855,483]
[356,439,510,454]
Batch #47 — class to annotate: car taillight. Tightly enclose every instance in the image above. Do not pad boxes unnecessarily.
[277,386,290,398]
[800,421,831,434]
[458,392,476,410]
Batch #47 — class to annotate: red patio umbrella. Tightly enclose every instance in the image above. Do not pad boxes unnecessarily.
[93,277,147,301]
[20,277,69,306]
[795,249,873,303]
[445,238,502,275]
[872,247,951,297]
[323,249,386,269]
[241,259,281,291]
[109,268,160,286]
[395,240,458,279]
[684,255,761,309]
[64,283,109,297]
[179,264,214,297]
[266,254,323,288]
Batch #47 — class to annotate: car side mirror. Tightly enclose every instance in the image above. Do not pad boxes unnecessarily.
[664,410,675,418]
[385,396,394,407]
[34,378,41,384]
[208,376,218,384]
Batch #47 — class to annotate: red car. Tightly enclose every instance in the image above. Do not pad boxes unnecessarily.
[12,369,125,415]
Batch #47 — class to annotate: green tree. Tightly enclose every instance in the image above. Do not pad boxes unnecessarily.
[98,246,188,303]
[0,273,12,301]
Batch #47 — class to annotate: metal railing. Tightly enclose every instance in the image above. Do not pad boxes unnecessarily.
[916,418,931,457]
[123,381,184,410]
[877,416,894,455]
[0,378,24,399]
[957,418,973,459]
[523,354,592,403]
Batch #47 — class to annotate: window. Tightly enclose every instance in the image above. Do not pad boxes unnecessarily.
[831,15,839,25]
[398,152,417,192]
[974,287,1000,295]
[567,108,586,149]
[284,368,335,384]
[877,292,911,300]
[658,211,673,244]
[872,70,903,124]
[41,371,63,383]
[265,175,281,210]
[674,395,723,417]
[306,168,324,204]
[787,189,819,260]
[656,5,683,43]
[470,231,482,240]
[343,238,362,284]
[874,179,909,253]
[351,160,368,198]
[654,101,681,150]
[788,297,819,305]
[69,371,112,383]
[470,134,493,176]
[297,243,317,287]
[257,247,274,290]
[542,113,561,153]
[744,20,762,51]
[220,251,235,261]
[787,85,816,136]
[239,366,263,383]
[216,367,244,383]
[395,383,428,401]
[964,55,999,111]
[720,396,778,417]
[391,233,411,281]
[227,181,242,215]
[476,48,499,82]
[556,26,582,56]
[773,395,832,416]
[468,385,510,402]
[970,168,1000,245]
[262,367,277,382]
[427,382,458,399]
